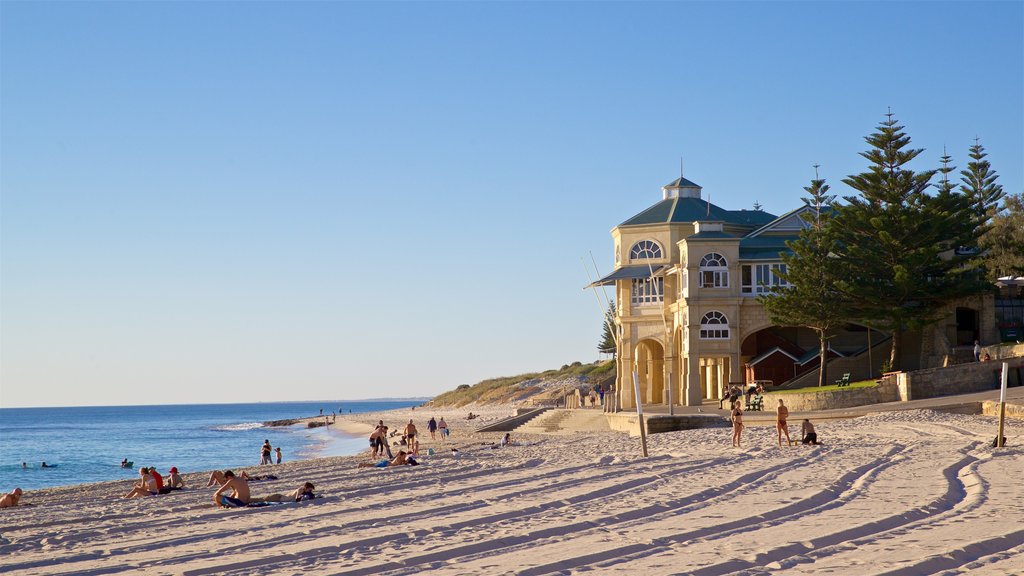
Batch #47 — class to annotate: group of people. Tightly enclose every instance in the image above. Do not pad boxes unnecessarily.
[731,398,820,448]
[123,466,185,498]
[369,417,450,460]
[721,382,765,410]
[259,440,283,465]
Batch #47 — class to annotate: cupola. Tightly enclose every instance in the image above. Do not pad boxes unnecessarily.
[662,177,702,200]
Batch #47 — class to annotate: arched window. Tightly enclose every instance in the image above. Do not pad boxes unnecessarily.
[700,311,730,340]
[699,252,729,288]
[630,240,663,260]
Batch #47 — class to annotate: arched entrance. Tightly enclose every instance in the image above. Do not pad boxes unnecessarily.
[633,339,664,405]
[955,307,979,346]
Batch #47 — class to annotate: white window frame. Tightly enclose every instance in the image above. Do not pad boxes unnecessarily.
[631,277,664,306]
[699,253,729,289]
[630,240,663,261]
[741,263,791,295]
[699,310,730,340]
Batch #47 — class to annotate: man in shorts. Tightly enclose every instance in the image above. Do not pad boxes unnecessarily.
[777,399,791,446]
[213,470,251,508]
[404,420,418,454]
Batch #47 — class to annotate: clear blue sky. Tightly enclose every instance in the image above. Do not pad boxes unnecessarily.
[2,1,1021,408]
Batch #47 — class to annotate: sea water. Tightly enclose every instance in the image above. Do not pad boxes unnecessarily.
[0,400,420,492]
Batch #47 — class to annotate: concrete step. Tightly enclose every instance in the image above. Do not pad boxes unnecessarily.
[515,409,611,434]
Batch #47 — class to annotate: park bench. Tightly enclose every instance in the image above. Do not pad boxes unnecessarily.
[835,373,851,387]
[746,394,764,411]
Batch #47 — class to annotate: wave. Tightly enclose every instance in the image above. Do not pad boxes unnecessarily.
[211,422,264,432]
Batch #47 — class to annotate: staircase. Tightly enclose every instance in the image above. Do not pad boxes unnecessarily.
[515,409,611,435]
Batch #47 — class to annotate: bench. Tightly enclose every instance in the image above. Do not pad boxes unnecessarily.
[834,373,851,387]
[746,394,764,411]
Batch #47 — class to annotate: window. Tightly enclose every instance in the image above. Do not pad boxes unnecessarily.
[630,240,663,260]
[699,311,730,339]
[741,263,791,295]
[699,253,729,288]
[631,277,663,305]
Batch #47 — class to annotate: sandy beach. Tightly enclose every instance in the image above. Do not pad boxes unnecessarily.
[1,405,1022,575]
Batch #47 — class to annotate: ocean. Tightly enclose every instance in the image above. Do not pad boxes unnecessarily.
[0,400,421,493]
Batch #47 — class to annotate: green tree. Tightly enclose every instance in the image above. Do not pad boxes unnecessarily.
[832,112,986,371]
[982,192,1024,277]
[598,300,617,356]
[960,139,1009,276]
[760,173,847,387]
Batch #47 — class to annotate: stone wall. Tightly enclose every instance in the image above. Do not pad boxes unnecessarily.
[981,400,1024,420]
[765,381,900,412]
[901,356,1024,399]
[606,413,728,436]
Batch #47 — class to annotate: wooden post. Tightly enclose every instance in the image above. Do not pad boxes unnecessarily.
[997,362,1008,448]
[632,371,650,457]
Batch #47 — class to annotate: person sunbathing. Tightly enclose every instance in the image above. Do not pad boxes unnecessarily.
[252,482,317,503]
[206,470,229,487]
[1,488,23,508]
[213,470,250,508]
[166,467,185,489]
[358,450,418,468]
[241,471,278,482]
[124,468,159,498]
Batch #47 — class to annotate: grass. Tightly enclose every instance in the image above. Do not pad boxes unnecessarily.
[766,379,877,395]
[431,360,615,407]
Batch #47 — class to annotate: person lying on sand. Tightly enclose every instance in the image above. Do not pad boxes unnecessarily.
[124,468,159,498]
[241,471,278,482]
[1,488,23,508]
[252,482,317,503]
[213,470,250,508]
[358,450,419,468]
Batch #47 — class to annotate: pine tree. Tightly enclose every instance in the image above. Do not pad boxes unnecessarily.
[983,192,1024,277]
[960,139,1007,276]
[760,172,847,386]
[598,300,617,356]
[832,112,985,371]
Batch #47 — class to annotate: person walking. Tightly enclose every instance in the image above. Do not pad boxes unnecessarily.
[438,417,449,439]
[776,399,791,446]
[427,417,438,440]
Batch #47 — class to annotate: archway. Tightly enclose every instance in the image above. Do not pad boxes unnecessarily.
[633,339,665,405]
[955,307,979,346]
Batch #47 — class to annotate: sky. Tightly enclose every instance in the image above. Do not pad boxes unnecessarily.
[1,1,1021,408]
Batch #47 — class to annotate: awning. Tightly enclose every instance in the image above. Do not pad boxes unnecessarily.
[585,265,665,289]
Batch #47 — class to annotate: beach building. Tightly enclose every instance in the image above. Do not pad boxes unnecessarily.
[589,177,997,410]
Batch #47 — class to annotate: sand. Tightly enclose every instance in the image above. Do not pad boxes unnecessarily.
[1,406,1022,575]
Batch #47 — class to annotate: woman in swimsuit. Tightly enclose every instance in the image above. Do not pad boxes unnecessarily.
[731,401,744,447]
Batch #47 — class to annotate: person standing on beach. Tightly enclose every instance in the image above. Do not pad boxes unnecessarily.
[275,447,283,464]
[404,420,418,454]
[731,401,744,447]
[438,417,448,439]
[427,417,438,440]
[260,440,273,465]
[776,399,791,446]
[213,470,251,508]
